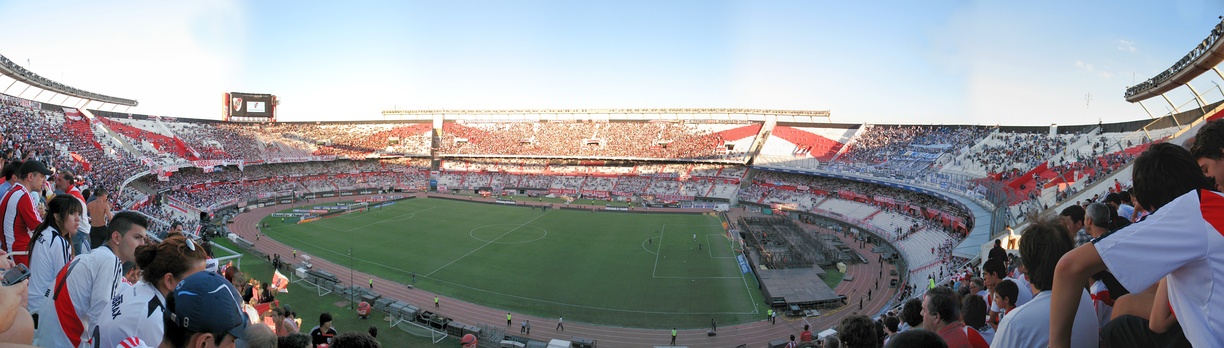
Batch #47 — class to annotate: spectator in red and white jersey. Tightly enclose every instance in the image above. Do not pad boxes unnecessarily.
[54,171,91,256]
[93,235,208,348]
[35,211,147,348]
[0,159,52,266]
[25,195,80,320]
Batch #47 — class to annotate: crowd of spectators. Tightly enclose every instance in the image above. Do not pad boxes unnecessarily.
[97,118,435,162]
[0,102,143,207]
[958,132,1078,179]
[156,119,258,160]
[0,97,381,345]
[426,160,744,200]
[436,121,743,160]
[840,125,992,166]
[8,86,1217,347]
[110,117,758,160]
[137,160,430,209]
[266,122,432,157]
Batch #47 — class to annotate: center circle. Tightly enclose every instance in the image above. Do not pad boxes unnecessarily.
[469,224,548,244]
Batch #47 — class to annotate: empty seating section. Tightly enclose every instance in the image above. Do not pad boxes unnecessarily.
[692,123,761,159]
[94,117,194,160]
[679,181,712,197]
[745,169,972,264]
[612,176,652,193]
[764,125,855,161]
[583,177,616,191]
[747,168,1004,290]
[814,199,879,222]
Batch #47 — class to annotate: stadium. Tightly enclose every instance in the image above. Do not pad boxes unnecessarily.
[2,3,1224,348]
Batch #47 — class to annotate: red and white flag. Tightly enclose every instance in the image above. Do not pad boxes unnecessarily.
[272,270,290,293]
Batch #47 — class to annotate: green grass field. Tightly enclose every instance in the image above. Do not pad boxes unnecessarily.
[821,268,845,289]
[446,192,633,207]
[259,197,764,328]
[211,239,460,346]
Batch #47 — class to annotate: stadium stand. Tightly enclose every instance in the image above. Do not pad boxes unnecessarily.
[3,88,1210,348]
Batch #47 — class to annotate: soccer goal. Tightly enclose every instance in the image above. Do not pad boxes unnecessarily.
[347,202,370,213]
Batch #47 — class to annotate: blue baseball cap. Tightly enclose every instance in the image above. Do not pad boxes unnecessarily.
[167,271,248,340]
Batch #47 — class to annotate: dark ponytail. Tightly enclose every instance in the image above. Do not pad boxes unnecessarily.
[138,235,208,287]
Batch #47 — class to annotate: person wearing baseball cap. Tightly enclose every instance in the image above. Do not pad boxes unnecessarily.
[161,271,249,348]
[0,159,52,267]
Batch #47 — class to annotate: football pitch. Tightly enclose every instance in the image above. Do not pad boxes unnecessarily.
[259,197,766,328]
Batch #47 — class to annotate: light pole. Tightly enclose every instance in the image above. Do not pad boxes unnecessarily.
[349,247,354,309]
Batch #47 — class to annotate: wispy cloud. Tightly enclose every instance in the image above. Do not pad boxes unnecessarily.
[1075,60,1095,72]
[1117,40,1137,52]
[1074,60,1114,78]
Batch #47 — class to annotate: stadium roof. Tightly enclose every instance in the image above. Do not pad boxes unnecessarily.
[0,54,138,107]
[1125,18,1224,103]
[383,108,832,123]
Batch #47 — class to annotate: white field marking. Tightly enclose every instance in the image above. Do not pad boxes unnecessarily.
[425,211,549,277]
[705,234,736,259]
[311,206,436,232]
[641,238,657,255]
[651,224,665,277]
[270,219,758,316]
[468,224,549,244]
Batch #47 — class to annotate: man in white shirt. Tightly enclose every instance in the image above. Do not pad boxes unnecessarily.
[993,218,1097,348]
[94,236,208,348]
[35,212,147,348]
[1,160,52,267]
[981,258,1031,325]
[1116,191,1136,222]
[1052,142,1219,348]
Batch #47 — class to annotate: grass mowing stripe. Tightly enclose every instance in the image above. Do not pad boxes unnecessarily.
[311,206,437,233]
[261,198,764,328]
[425,210,550,277]
[651,224,664,277]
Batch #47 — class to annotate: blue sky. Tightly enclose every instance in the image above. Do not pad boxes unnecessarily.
[1,0,1223,126]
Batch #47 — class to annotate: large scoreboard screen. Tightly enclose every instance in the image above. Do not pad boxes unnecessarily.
[224,92,277,122]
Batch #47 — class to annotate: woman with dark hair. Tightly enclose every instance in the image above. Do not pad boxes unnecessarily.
[260,282,276,303]
[26,195,82,314]
[92,235,209,348]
